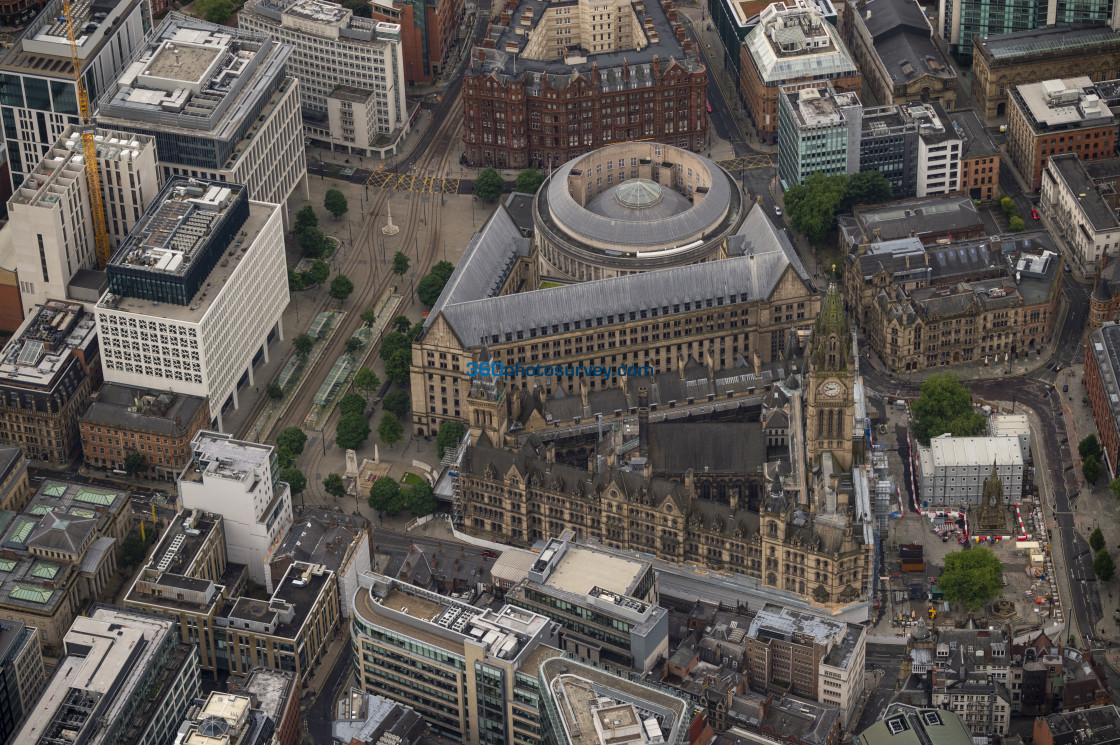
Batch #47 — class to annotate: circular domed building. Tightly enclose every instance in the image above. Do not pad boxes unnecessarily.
[532,142,746,281]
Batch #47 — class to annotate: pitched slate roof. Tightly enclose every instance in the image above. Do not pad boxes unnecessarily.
[27,510,96,554]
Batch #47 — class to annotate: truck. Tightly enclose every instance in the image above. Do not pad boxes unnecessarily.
[901,559,926,572]
[899,544,924,560]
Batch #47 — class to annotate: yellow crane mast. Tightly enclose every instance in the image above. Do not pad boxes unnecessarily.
[61,1,111,269]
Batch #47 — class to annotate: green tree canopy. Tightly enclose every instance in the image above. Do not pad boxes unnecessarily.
[1079,434,1103,461]
[369,476,400,511]
[329,274,355,302]
[277,426,307,455]
[515,169,545,194]
[345,337,363,355]
[431,260,455,282]
[197,0,233,23]
[1091,526,1106,553]
[436,420,465,459]
[784,172,848,246]
[474,167,504,200]
[1009,216,1025,232]
[335,411,371,449]
[287,268,306,292]
[280,467,306,496]
[1110,476,1120,500]
[417,272,448,306]
[1083,455,1103,485]
[267,382,284,400]
[360,308,378,328]
[392,251,410,276]
[276,446,294,469]
[123,536,148,566]
[1000,196,1016,216]
[305,259,330,287]
[294,205,318,233]
[383,389,410,420]
[392,315,412,334]
[299,226,327,258]
[338,392,366,417]
[910,372,987,445]
[378,412,404,445]
[408,321,424,341]
[379,331,410,362]
[292,333,314,359]
[340,0,371,16]
[842,171,893,210]
[1095,549,1116,582]
[123,451,146,477]
[324,188,348,219]
[406,481,437,516]
[323,472,347,499]
[385,349,411,385]
[939,547,1003,612]
[354,367,381,399]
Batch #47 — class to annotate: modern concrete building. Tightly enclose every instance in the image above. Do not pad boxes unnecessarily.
[0,300,101,467]
[937,0,1120,57]
[777,82,862,189]
[95,178,288,430]
[504,534,669,675]
[6,126,159,313]
[13,608,200,745]
[239,0,409,159]
[1086,322,1120,476]
[949,109,1001,202]
[461,0,708,169]
[172,690,276,745]
[0,621,44,745]
[236,667,301,745]
[533,142,748,281]
[1041,153,1120,279]
[844,0,957,110]
[539,656,691,745]
[350,571,562,744]
[95,14,308,229]
[0,0,152,188]
[916,434,1025,505]
[79,384,211,482]
[366,0,465,86]
[858,105,919,196]
[179,431,293,586]
[1008,77,1118,191]
[740,0,860,145]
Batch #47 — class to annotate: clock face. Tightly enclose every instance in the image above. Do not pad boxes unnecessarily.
[821,381,842,397]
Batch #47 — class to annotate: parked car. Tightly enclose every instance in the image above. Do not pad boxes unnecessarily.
[773,205,783,217]
[706,102,712,113]
[1031,209,1040,220]
[481,549,499,558]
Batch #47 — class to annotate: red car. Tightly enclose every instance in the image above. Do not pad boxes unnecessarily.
[1031,209,1040,220]
[481,549,499,558]
[706,102,713,113]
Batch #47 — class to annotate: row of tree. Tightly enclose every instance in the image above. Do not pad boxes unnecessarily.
[783,171,894,246]
[471,168,547,201]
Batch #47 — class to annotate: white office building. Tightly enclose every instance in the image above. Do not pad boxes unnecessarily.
[911,102,962,197]
[95,14,308,229]
[6,126,158,313]
[179,431,294,586]
[95,177,288,430]
[239,0,410,158]
[917,434,1024,505]
[1041,153,1120,279]
[0,0,152,188]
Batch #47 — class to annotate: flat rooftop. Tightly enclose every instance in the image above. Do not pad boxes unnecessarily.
[1014,77,1114,131]
[927,434,1024,467]
[783,85,859,128]
[0,0,143,77]
[0,300,96,389]
[1049,153,1120,231]
[240,668,295,723]
[80,383,207,437]
[544,545,650,598]
[184,431,273,484]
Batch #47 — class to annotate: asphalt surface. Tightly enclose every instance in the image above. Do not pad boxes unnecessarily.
[305,637,354,744]
[856,644,905,733]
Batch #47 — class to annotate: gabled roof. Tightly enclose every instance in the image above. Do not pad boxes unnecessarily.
[860,0,931,39]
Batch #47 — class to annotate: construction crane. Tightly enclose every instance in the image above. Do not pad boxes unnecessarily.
[61,1,111,269]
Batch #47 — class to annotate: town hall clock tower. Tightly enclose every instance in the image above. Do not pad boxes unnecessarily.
[805,282,855,472]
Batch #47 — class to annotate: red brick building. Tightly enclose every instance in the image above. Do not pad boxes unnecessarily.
[462,0,708,169]
[368,0,464,85]
[1086,322,1120,478]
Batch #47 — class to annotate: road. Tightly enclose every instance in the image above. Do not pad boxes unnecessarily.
[305,635,354,744]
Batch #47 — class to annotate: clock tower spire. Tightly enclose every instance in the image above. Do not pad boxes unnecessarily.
[805,282,855,472]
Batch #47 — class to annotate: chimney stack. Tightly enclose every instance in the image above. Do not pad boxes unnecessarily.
[638,387,650,458]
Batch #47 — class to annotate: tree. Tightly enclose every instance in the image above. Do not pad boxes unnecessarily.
[323,472,347,499]
[1091,526,1106,553]
[1009,215,1026,232]
[338,392,366,417]
[474,167,504,200]
[267,382,284,400]
[123,536,147,566]
[406,481,437,516]
[515,169,545,194]
[1079,434,1103,461]
[392,251,410,276]
[436,420,466,459]
[1110,476,1120,500]
[287,268,306,292]
[1083,455,1103,485]
[392,315,411,334]
[292,333,314,359]
[431,260,455,282]
[123,451,146,477]
[294,205,319,233]
[335,411,371,449]
[843,170,893,210]
[324,188,348,219]
[379,331,410,362]
[378,412,404,445]
[329,274,355,302]
[383,389,410,419]
[305,258,330,287]
[277,426,307,455]
[280,467,306,497]
[369,476,400,512]
[939,547,1003,612]
[1095,550,1116,582]
[345,336,363,355]
[341,0,371,16]
[408,321,424,341]
[276,446,294,469]
[385,349,411,385]
[299,226,327,258]
[197,0,233,23]
[1000,196,1016,216]
[910,372,987,445]
[417,273,446,306]
[386,488,407,516]
[354,367,381,399]
[783,171,848,246]
[360,308,378,328]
